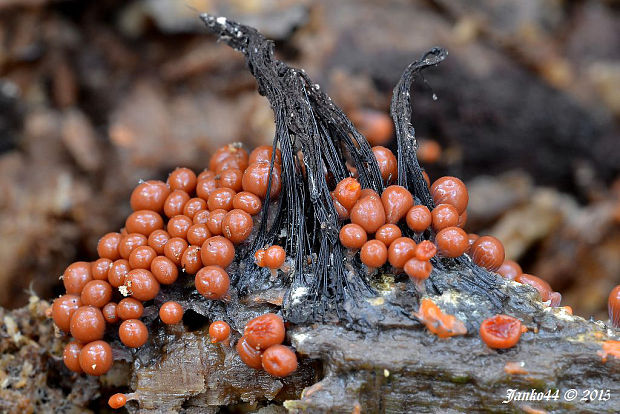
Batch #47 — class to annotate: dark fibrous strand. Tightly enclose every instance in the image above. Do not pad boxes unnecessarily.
[200,14,505,322]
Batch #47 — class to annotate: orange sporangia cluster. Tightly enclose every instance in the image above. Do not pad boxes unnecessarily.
[237,313,298,377]
[51,143,295,387]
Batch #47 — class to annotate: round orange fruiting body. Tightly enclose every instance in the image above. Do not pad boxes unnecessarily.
[431,203,460,231]
[339,223,367,250]
[479,314,523,349]
[236,336,263,369]
[262,344,298,377]
[360,240,388,268]
[167,167,197,193]
[201,236,235,268]
[372,146,397,183]
[97,232,122,260]
[81,280,113,308]
[63,341,83,373]
[334,177,362,210]
[221,209,254,244]
[79,340,113,376]
[263,245,286,269]
[497,260,522,280]
[181,245,203,274]
[119,319,149,348]
[244,313,285,350]
[406,205,432,233]
[374,224,402,247]
[350,193,386,233]
[52,294,82,332]
[70,305,106,343]
[404,258,433,281]
[117,298,143,320]
[435,227,469,258]
[195,265,230,299]
[381,185,413,224]
[608,285,620,328]
[430,176,469,214]
[159,301,184,325]
[124,269,160,301]
[150,256,179,285]
[471,236,505,272]
[414,240,437,261]
[108,393,128,409]
[209,320,231,343]
[147,229,170,255]
[515,273,552,302]
[130,180,170,212]
[387,237,417,268]
[63,261,93,295]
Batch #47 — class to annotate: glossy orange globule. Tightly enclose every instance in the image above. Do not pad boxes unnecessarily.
[479,314,523,349]
[52,294,82,332]
[163,190,190,218]
[372,146,397,184]
[119,319,149,348]
[236,336,263,369]
[209,320,231,343]
[150,255,179,285]
[125,269,160,301]
[430,176,469,214]
[130,180,170,212]
[117,297,144,320]
[195,265,230,299]
[374,224,401,247]
[97,232,122,260]
[221,209,254,244]
[242,161,282,199]
[381,185,413,224]
[167,214,193,239]
[163,237,189,266]
[63,341,83,373]
[334,177,362,210]
[79,340,113,376]
[167,167,197,193]
[147,229,170,255]
[81,280,113,308]
[262,345,298,377]
[435,227,469,258]
[91,258,112,280]
[201,236,235,268]
[63,261,93,295]
[232,191,263,215]
[181,245,203,274]
[70,305,106,343]
[125,210,164,236]
[471,236,505,272]
[608,285,620,328]
[516,274,551,302]
[360,240,388,268]
[339,223,367,249]
[159,301,184,325]
[387,237,417,268]
[406,205,432,233]
[108,393,128,409]
[404,258,432,281]
[431,203,460,231]
[497,260,522,281]
[244,313,285,350]
[350,194,386,234]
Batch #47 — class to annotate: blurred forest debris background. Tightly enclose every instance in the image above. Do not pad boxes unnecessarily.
[0,0,619,321]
